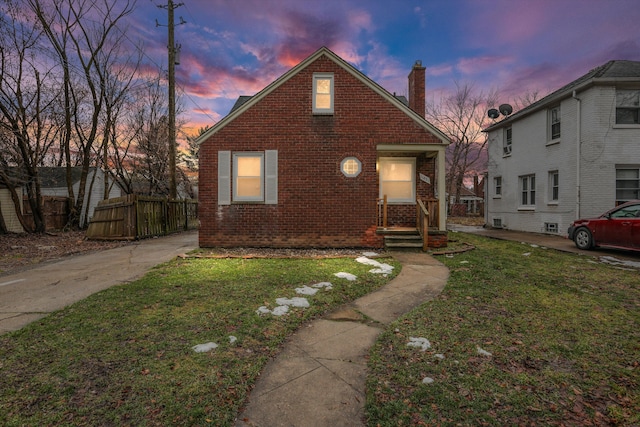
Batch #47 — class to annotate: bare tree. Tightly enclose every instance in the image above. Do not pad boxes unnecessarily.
[28,0,136,227]
[120,75,193,197]
[513,89,542,111]
[0,0,64,232]
[426,81,498,207]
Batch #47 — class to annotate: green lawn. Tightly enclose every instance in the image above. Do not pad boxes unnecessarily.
[2,234,638,426]
[0,254,399,426]
[366,233,640,426]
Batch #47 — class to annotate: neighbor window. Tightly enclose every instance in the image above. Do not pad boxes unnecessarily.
[218,150,278,205]
[520,174,536,207]
[341,157,362,177]
[549,170,559,202]
[313,73,334,114]
[616,90,640,124]
[379,157,416,203]
[616,167,640,204]
[548,106,561,140]
[503,127,512,155]
[494,176,502,197]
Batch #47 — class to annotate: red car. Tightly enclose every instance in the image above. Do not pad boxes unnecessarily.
[567,200,640,251]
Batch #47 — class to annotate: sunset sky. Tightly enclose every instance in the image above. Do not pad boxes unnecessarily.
[128,0,640,134]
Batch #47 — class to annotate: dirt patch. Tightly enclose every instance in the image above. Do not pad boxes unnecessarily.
[447,216,485,226]
[0,231,133,276]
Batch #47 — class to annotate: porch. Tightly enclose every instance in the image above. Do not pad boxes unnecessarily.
[377,197,448,250]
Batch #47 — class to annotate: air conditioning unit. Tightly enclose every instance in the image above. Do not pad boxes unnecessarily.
[503,145,512,155]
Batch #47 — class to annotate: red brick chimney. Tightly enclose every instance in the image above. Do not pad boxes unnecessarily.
[408,60,426,117]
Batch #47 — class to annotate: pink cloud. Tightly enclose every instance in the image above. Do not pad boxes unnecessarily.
[427,64,454,77]
[456,56,514,76]
[347,9,374,33]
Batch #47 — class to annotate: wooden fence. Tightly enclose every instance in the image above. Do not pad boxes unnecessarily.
[22,196,70,231]
[86,194,198,240]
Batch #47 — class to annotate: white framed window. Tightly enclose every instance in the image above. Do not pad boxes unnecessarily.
[218,150,278,205]
[379,157,416,203]
[313,73,334,114]
[616,167,640,204]
[234,153,264,202]
[503,127,512,155]
[616,90,640,124]
[341,157,361,177]
[548,106,561,141]
[520,174,536,207]
[494,176,502,197]
[548,170,559,202]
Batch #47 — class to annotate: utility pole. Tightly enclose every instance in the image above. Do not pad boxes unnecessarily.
[157,0,184,199]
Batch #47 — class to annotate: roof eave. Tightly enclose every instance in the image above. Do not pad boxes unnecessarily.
[484,74,640,132]
[196,46,450,146]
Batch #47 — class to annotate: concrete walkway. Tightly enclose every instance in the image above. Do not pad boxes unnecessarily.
[235,251,449,427]
[0,231,198,334]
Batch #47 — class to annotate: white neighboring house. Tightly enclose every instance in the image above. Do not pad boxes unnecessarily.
[38,167,124,227]
[484,60,640,235]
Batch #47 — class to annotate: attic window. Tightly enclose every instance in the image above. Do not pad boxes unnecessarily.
[313,73,334,114]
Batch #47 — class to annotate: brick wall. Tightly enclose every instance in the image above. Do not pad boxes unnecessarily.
[199,54,442,248]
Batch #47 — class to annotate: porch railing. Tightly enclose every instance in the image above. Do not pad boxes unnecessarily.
[416,199,429,251]
[377,195,388,228]
[423,198,439,228]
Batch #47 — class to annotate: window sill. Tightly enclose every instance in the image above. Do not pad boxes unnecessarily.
[232,201,265,205]
[517,206,536,211]
[493,196,502,199]
[547,202,559,206]
[546,139,560,147]
[613,124,640,129]
[312,111,334,116]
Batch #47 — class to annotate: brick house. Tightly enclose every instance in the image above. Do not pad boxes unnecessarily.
[484,60,640,234]
[197,46,449,248]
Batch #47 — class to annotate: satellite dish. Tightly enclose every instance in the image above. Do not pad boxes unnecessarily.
[499,103,513,116]
[487,108,500,119]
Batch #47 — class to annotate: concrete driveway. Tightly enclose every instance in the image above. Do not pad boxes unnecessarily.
[0,231,198,334]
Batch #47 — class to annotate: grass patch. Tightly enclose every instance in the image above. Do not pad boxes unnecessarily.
[367,233,639,426]
[0,254,399,426]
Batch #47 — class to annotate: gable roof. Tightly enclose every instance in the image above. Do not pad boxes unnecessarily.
[197,46,449,145]
[484,60,640,132]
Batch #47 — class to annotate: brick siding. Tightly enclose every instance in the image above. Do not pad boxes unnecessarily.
[199,55,441,248]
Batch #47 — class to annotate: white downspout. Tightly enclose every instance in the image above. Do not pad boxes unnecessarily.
[572,90,581,219]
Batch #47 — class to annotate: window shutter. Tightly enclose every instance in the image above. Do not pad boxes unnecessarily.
[265,150,278,204]
[218,151,231,205]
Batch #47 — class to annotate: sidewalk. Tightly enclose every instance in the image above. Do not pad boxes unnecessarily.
[0,231,198,334]
[235,251,449,427]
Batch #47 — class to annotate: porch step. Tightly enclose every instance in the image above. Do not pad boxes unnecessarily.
[379,230,424,250]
